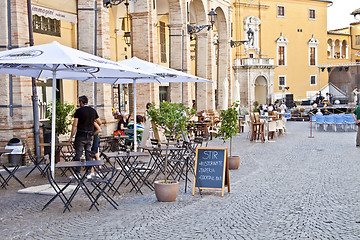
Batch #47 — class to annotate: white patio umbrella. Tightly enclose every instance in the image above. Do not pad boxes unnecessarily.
[77,57,213,151]
[234,80,240,109]
[0,41,158,176]
[222,78,229,110]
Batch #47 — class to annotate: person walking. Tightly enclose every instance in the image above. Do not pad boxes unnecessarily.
[69,95,100,175]
[352,87,358,105]
[353,104,360,147]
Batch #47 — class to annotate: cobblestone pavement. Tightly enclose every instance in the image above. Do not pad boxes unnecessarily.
[1,122,360,239]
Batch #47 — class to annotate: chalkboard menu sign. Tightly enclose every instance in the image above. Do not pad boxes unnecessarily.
[192,147,230,197]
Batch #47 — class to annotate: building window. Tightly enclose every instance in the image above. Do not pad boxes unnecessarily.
[277,6,285,17]
[310,47,316,66]
[356,35,360,45]
[276,32,288,66]
[159,21,167,63]
[309,9,316,20]
[310,75,317,85]
[308,34,319,66]
[278,46,285,65]
[32,15,61,37]
[279,76,286,86]
[159,86,168,102]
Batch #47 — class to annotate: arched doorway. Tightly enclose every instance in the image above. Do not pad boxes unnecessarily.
[254,76,268,105]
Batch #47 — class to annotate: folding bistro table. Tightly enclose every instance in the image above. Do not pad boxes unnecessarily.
[43,160,118,212]
[102,151,152,195]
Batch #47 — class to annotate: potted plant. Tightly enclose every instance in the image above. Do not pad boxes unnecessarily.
[148,101,195,202]
[46,100,75,136]
[216,101,241,169]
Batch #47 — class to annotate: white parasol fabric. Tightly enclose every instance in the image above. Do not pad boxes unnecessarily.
[0,41,158,176]
[222,78,229,110]
[75,57,212,151]
[234,79,240,109]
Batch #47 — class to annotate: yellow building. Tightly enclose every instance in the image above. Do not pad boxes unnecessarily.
[232,0,331,110]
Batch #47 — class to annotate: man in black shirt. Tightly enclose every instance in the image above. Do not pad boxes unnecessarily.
[69,96,100,174]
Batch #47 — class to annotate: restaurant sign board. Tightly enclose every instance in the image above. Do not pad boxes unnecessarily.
[192,147,230,197]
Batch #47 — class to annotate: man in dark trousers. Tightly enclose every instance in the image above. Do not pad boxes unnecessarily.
[69,95,100,175]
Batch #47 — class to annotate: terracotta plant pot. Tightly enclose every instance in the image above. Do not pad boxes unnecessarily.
[154,180,179,202]
[228,156,240,170]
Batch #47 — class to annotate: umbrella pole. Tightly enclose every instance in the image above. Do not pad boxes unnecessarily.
[50,70,57,178]
[133,79,137,152]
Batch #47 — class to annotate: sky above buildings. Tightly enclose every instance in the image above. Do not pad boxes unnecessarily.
[327,0,359,30]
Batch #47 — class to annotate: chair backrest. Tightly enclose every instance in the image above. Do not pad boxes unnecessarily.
[23,139,33,157]
[316,115,325,124]
[324,114,335,124]
[334,114,345,124]
[345,114,355,123]
[254,112,261,123]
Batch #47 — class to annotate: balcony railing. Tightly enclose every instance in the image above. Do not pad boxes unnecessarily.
[233,58,274,67]
[38,101,48,121]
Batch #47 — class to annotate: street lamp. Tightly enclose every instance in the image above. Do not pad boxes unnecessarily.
[187,8,217,34]
[230,28,254,48]
[103,0,126,8]
[123,0,131,46]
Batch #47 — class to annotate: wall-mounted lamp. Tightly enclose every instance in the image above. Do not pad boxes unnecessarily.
[230,40,247,48]
[103,0,126,8]
[187,8,217,34]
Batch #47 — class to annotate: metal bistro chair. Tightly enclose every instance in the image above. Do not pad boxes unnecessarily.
[24,140,48,178]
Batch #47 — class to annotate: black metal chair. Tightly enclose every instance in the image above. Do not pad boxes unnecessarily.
[24,140,48,178]
[42,167,73,212]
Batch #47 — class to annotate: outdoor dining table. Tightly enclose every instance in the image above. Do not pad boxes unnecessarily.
[143,145,187,182]
[259,115,276,142]
[99,135,129,152]
[39,141,74,161]
[102,151,151,195]
[43,160,118,212]
[0,148,22,189]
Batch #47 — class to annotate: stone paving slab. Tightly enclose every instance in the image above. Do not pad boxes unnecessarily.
[0,122,360,239]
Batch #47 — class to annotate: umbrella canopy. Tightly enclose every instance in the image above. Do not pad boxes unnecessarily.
[77,56,212,84]
[0,41,158,176]
[222,78,229,110]
[74,57,212,151]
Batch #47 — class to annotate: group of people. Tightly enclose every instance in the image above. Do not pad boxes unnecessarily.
[115,113,145,143]
[67,95,149,178]
[314,91,334,106]
[258,101,287,115]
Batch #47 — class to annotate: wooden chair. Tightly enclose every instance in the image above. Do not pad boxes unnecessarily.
[250,113,264,142]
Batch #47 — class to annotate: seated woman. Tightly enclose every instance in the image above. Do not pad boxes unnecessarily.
[116,112,130,135]
[126,115,145,143]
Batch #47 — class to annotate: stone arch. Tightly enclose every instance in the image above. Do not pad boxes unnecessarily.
[334,39,340,59]
[189,0,207,25]
[214,6,229,110]
[327,38,333,58]
[253,75,269,105]
[341,40,347,59]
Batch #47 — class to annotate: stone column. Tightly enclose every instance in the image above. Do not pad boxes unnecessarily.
[331,41,335,59]
[168,24,192,106]
[77,0,114,134]
[346,45,349,59]
[195,32,210,111]
[339,42,343,59]
[130,2,159,114]
[0,0,34,146]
